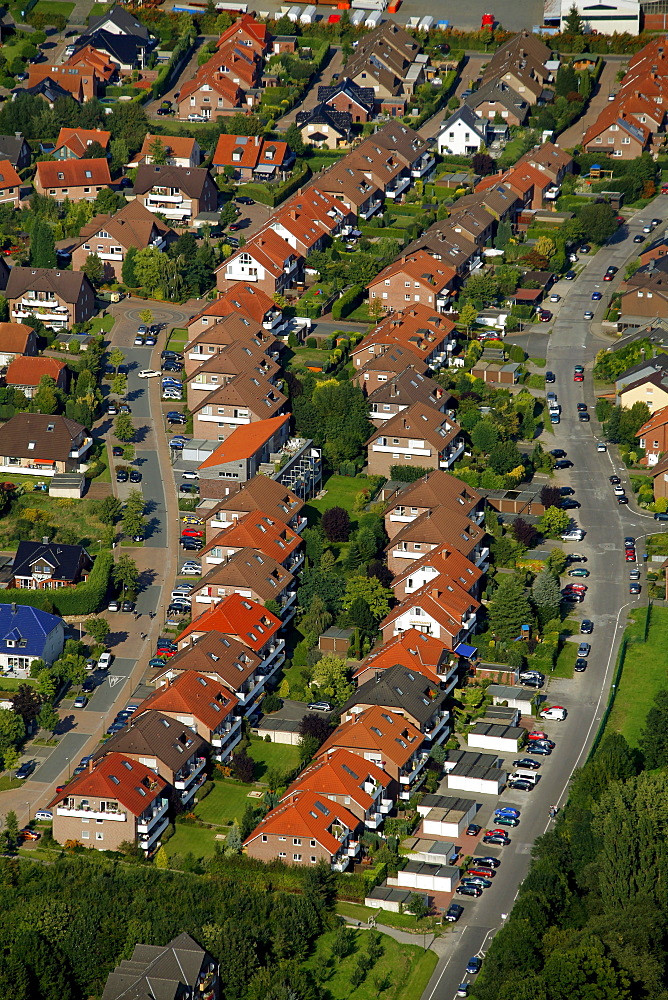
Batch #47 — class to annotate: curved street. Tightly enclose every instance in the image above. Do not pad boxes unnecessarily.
[421,196,668,998]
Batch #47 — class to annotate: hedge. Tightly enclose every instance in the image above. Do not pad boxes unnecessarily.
[151,29,196,101]
[0,590,54,612]
[332,284,364,320]
[0,550,113,617]
[236,162,311,209]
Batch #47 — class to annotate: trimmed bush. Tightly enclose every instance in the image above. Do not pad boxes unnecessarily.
[332,284,364,320]
[48,551,113,616]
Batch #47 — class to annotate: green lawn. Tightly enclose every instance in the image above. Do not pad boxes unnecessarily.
[553,639,577,679]
[91,443,111,483]
[89,313,115,336]
[0,493,110,550]
[165,823,220,860]
[0,775,23,791]
[247,739,300,779]
[286,346,330,370]
[33,0,75,16]
[336,901,439,934]
[304,474,369,527]
[194,780,257,826]
[0,676,38,693]
[166,327,188,352]
[605,606,667,747]
[303,928,437,1000]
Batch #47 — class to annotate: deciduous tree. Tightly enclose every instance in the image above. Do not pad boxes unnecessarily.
[487,575,534,641]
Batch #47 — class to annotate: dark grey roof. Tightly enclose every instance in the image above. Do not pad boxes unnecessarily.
[88,3,151,41]
[465,80,529,121]
[76,29,146,65]
[20,79,72,103]
[101,932,212,1000]
[318,77,375,112]
[341,663,447,726]
[615,355,668,389]
[0,134,28,166]
[12,540,92,583]
[469,722,524,740]
[295,102,352,136]
[419,793,475,815]
[439,104,487,141]
[134,163,215,200]
[92,710,208,774]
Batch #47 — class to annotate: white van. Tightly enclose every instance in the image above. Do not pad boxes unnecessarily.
[509,770,539,785]
[561,529,584,542]
[98,651,113,669]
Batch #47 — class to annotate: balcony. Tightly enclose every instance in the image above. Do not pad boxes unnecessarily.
[331,855,350,873]
[365,811,383,829]
[263,310,284,330]
[136,797,169,833]
[385,175,411,199]
[359,198,383,220]
[68,436,94,460]
[174,755,207,790]
[293,514,308,534]
[181,771,207,804]
[13,307,68,327]
[346,839,361,858]
[440,439,465,469]
[286,551,304,573]
[138,813,170,851]
[379,797,393,814]
[412,155,436,178]
[475,546,490,569]
[391,547,421,560]
[147,191,183,203]
[56,805,126,821]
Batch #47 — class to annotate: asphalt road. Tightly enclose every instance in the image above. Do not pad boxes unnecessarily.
[423,196,668,998]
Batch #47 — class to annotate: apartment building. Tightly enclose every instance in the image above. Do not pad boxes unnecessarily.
[71,200,175,281]
[367,252,458,314]
[283,748,394,831]
[366,403,464,477]
[133,164,218,223]
[6,267,95,330]
[190,546,296,623]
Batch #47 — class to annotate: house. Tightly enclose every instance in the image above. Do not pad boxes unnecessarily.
[445,202,495,247]
[620,261,668,319]
[392,542,483,602]
[152,630,265,710]
[129,672,241,762]
[177,72,244,118]
[547,0,640,34]
[268,186,353,257]
[639,232,668,268]
[317,77,376,122]
[354,628,456,688]
[6,266,95,329]
[0,413,93,476]
[379,580,479,650]
[481,30,552,105]
[314,159,383,221]
[214,13,270,57]
[71,199,176,281]
[133,164,218,224]
[185,309,281,368]
[283,748,394,831]
[215,230,302,297]
[86,4,153,45]
[344,21,425,99]
[650,451,668,499]
[465,80,530,127]
[367,369,453,424]
[315,705,430,799]
[614,356,668,393]
[25,65,100,103]
[135,134,201,169]
[201,510,303,574]
[196,414,290,490]
[385,505,489,575]
[190,547,296,622]
[49,753,169,854]
[295,104,352,149]
[187,353,283,428]
[353,347,429,391]
[437,105,488,156]
[403,224,480,277]
[0,134,31,171]
[34,159,111,203]
[0,160,21,208]
[76,4,154,70]
[516,141,574,185]
[92,711,209,809]
[366,403,464,477]
[202,475,305,537]
[582,105,651,158]
[0,601,64,676]
[619,369,668,413]
[10,540,92,590]
[101,933,218,1000]
[0,322,38,365]
[64,45,118,85]
[53,128,111,159]
[383,470,485,539]
[5,357,67,398]
[636,406,668,466]
[73,29,150,72]
[340,663,450,743]
[352,306,456,370]
[244,788,363,870]
[367,251,458,314]
[212,134,293,180]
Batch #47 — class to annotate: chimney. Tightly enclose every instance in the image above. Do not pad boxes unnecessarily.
[431,588,440,599]
[88,759,93,773]
[42,536,49,545]
[375,671,382,683]
[14,132,22,139]
[11,603,16,615]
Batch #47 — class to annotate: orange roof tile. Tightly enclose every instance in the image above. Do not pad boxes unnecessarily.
[636,404,668,437]
[392,542,482,594]
[36,158,111,189]
[0,159,21,192]
[49,752,167,816]
[130,671,238,732]
[139,133,198,160]
[285,748,392,811]
[244,789,361,855]
[0,323,33,354]
[5,357,65,387]
[202,509,302,564]
[177,592,281,652]
[215,13,269,50]
[55,127,110,158]
[316,704,426,769]
[353,629,451,685]
[368,251,457,293]
[197,414,289,468]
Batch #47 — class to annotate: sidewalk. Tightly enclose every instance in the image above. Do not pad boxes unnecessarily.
[340,915,436,951]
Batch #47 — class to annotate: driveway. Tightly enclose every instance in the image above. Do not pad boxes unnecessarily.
[422,193,668,998]
[418,55,488,141]
[276,47,344,129]
[557,59,622,150]
[144,35,212,120]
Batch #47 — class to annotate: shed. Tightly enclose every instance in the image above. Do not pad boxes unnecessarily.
[318,627,353,658]
[403,838,459,866]
[417,794,477,838]
[388,860,459,893]
[487,683,538,714]
[447,762,507,795]
[467,722,525,754]
[182,439,216,464]
[49,473,85,498]
[479,705,520,726]
[364,886,429,913]
[254,716,301,746]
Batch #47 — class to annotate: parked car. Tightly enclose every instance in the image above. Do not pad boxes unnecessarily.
[508,778,535,791]
[308,702,333,711]
[492,815,519,828]
[580,620,594,633]
[445,903,464,922]
[73,695,88,709]
[15,760,35,779]
[465,823,481,836]
[35,809,52,822]
[107,599,119,612]
[466,957,482,975]
[575,658,588,672]
[540,706,567,721]
[482,832,509,846]
[116,469,129,483]
[456,884,482,897]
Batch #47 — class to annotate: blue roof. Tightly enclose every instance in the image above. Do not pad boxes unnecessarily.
[0,603,63,657]
[454,643,477,658]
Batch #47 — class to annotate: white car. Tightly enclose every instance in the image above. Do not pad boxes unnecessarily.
[597,443,607,452]
[187,113,206,121]
[138,370,161,378]
[549,293,560,303]
[180,564,201,575]
[181,470,199,480]
[35,809,53,821]
[540,706,567,721]
[561,529,584,542]
[98,652,113,669]
[107,600,119,612]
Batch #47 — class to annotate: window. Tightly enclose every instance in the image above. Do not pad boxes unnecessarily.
[293,854,302,861]
[622,137,630,144]
[278,851,286,858]
[293,837,302,846]
[81,831,89,839]
[95,832,104,841]
[311,856,317,863]
[262,834,268,842]
[310,839,317,847]
[595,137,602,143]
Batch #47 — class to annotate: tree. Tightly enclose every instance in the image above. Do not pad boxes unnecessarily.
[555,62,578,98]
[114,413,135,443]
[535,236,556,260]
[299,711,334,745]
[12,684,41,726]
[86,617,110,644]
[121,491,147,538]
[638,689,668,768]
[547,547,567,576]
[322,506,350,542]
[154,845,169,868]
[4,811,19,851]
[225,819,242,853]
[302,525,324,567]
[148,137,167,164]
[300,593,332,642]
[487,575,534,641]
[459,302,478,337]
[231,749,254,783]
[37,670,57,702]
[564,3,584,32]
[489,440,523,475]
[0,709,24,756]
[37,703,60,735]
[512,517,538,547]
[122,245,138,287]
[532,569,562,628]
[539,506,571,538]
[139,308,153,326]
[462,271,499,306]
[98,495,122,526]
[113,555,139,598]
[344,596,377,641]
[578,202,618,245]
[311,655,354,703]
[33,375,59,415]
[472,152,496,176]
[471,419,498,453]
[220,201,238,228]
[342,575,392,620]
[540,485,562,509]
[82,252,104,288]
[285,122,305,155]
[406,894,429,919]
[108,101,149,150]
[30,219,56,268]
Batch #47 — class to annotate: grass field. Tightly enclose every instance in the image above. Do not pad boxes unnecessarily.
[335,902,438,934]
[605,606,666,747]
[0,493,110,551]
[166,823,220,859]
[166,327,188,353]
[304,474,368,527]
[247,739,300,779]
[303,928,437,1000]
[194,780,257,827]
[89,313,115,337]
[33,0,75,16]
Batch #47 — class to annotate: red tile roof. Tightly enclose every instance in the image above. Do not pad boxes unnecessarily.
[215,13,269,50]
[139,134,198,160]
[55,127,110,158]
[6,356,65,387]
[130,671,238,732]
[36,158,111,189]
[212,134,290,170]
[49,752,167,816]
[353,629,451,685]
[177,592,281,652]
[316,704,425,769]
[202,509,302,564]
[0,323,34,354]
[285,748,392,812]
[197,414,289,468]
[0,159,21,192]
[244,788,361,855]
[636,404,668,438]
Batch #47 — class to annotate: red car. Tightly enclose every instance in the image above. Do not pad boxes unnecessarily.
[565,583,587,592]
[573,373,584,382]
[181,528,203,538]
[20,829,40,841]
[625,549,636,562]
[228,222,242,231]
[466,866,496,878]
[527,731,548,740]
[487,829,510,837]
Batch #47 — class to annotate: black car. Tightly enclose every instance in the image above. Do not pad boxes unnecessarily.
[579,412,590,422]
[116,469,129,483]
[560,486,575,495]
[181,538,203,550]
[633,234,645,243]
[561,498,581,509]
[565,270,576,280]
[550,449,567,458]
[575,657,588,672]
[162,361,183,372]
[161,351,181,360]
[519,674,544,688]
[610,475,621,484]
[112,446,123,457]
[512,757,541,770]
[482,833,509,846]
[445,903,464,922]
[168,602,190,614]
[168,415,187,425]
[15,760,35,779]
[555,460,573,470]
[526,744,552,756]
[236,196,255,205]
[654,511,668,520]
[466,823,481,836]
[117,364,129,376]
[82,678,96,693]
[156,108,172,116]
[456,884,482,898]
[121,600,135,613]
[508,779,534,791]
[545,371,555,383]
[129,470,142,483]
[577,402,588,411]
